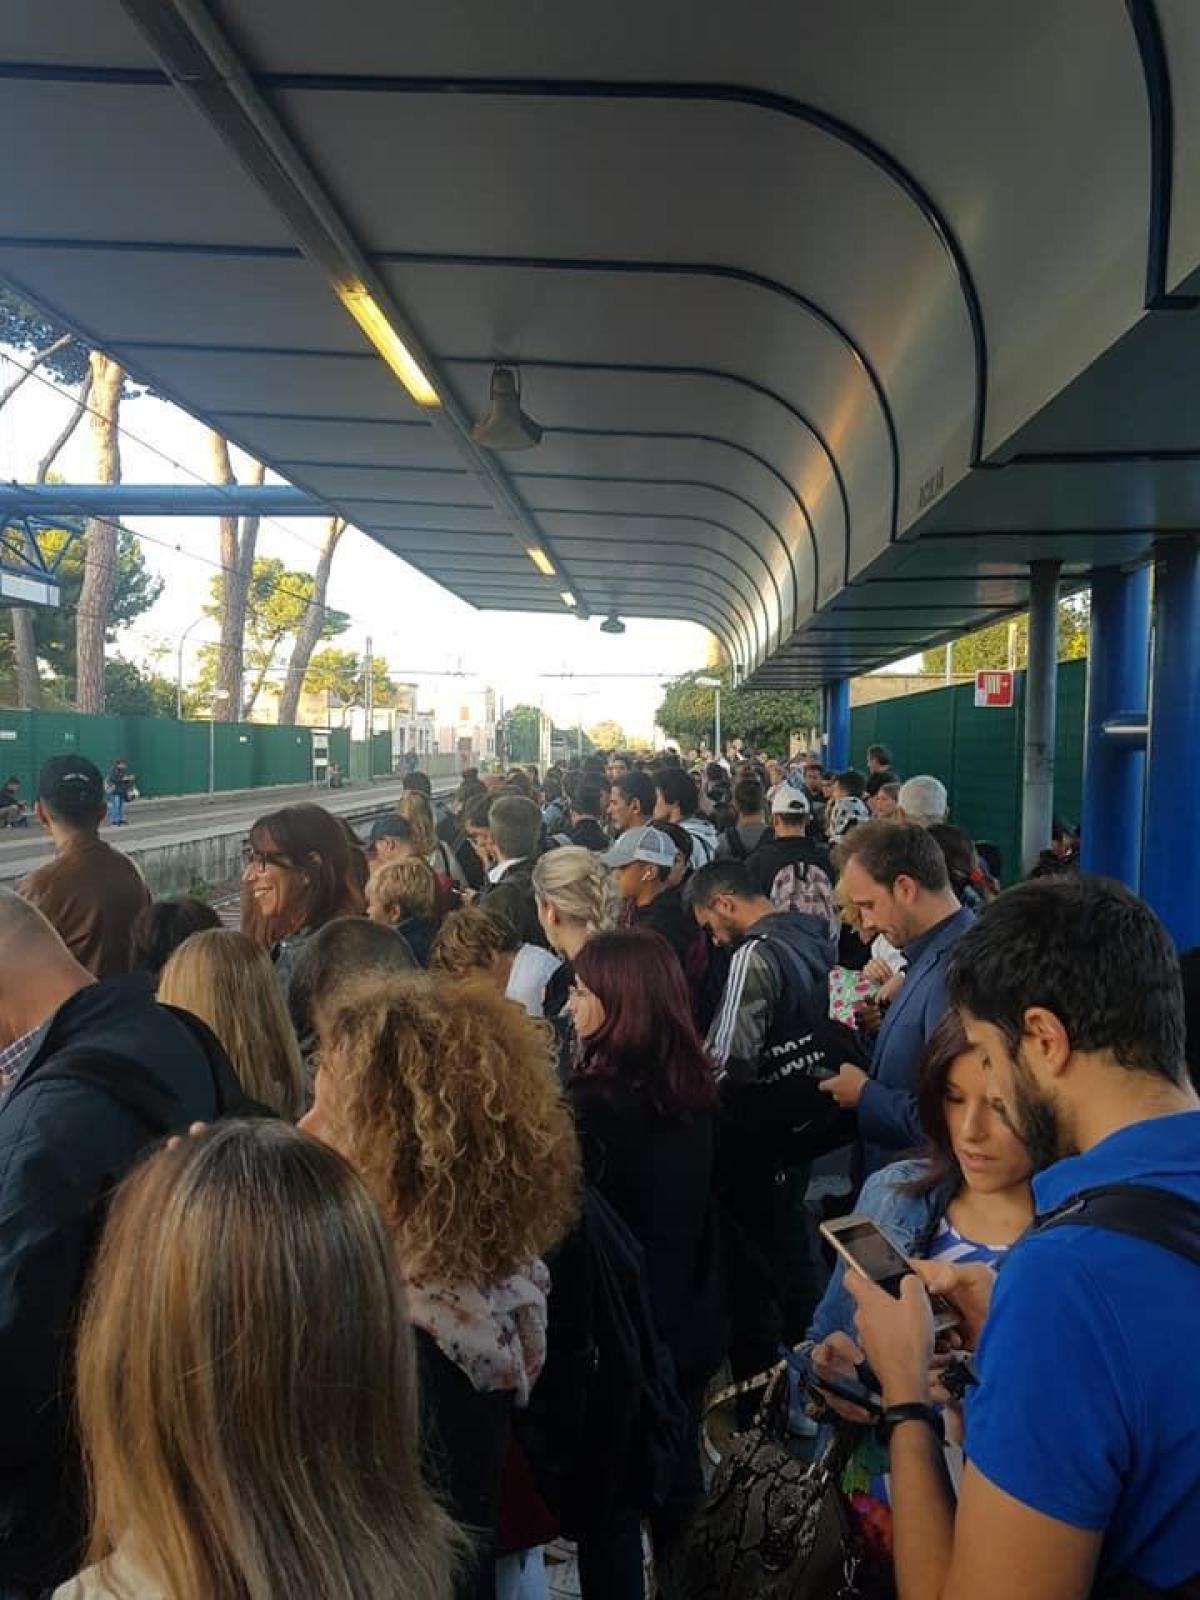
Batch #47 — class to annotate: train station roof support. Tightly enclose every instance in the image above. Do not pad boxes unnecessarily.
[1,2,1199,682]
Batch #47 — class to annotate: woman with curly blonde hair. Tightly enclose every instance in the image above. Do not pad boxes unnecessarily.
[431,905,566,1020]
[301,973,580,1599]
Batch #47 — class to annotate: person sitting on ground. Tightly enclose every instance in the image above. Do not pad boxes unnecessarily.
[157,928,305,1120]
[432,906,565,1020]
[0,890,248,1596]
[868,778,902,819]
[818,821,972,1176]
[566,929,726,1593]
[367,857,441,966]
[126,895,221,990]
[805,1011,1034,1578]
[608,768,656,837]
[716,774,773,862]
[896,773,948,829]
[241,803,365,993]
[480,796,548,948]
[844,877,1200,1600]
[827,768,871,844]
[0,774,26,827]
[564,775,610,852]
[56,1121,463,1600]
[653,767,718,866]
[301,976,580,1600]
[19,756,151,978]
[745,781,839,939]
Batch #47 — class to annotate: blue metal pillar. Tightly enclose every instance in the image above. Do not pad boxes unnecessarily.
[1021,560,1061,875]
[824,679,850,771]
[1142,540,1200,948]
[1080,566,1150,889]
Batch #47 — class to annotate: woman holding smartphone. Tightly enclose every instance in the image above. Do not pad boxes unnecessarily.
[805,1010,1034,1561]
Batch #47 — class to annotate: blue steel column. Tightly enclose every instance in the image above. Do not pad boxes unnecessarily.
[1080,566,1150,889]
[1021,560,1061,875]
[824,679,850,771]
[1142,539,1200,948]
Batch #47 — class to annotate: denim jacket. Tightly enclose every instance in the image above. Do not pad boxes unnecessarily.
[806,1157,957,1346]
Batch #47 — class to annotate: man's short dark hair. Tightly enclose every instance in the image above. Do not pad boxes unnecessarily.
[837,819,950,893]
[834,768,867,799]
[868,744,893,768]
[615,769,656,818]
[655,767,699,818]
[583,755,607,777]
[574,776,607,819]
[732,776,765,816]
[684,859,756,911]
[402,770,432,797]
[288,915,416,1040]
[129,896,222,980]
[488,794,543,860]
[948,878,1187,1085]
[865,769,898,797]
[463,792,494,830]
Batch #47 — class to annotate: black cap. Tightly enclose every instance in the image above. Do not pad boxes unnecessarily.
[38,754,104,810]
[367,814,414,847]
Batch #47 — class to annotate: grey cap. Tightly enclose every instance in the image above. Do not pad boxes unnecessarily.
[602,824,677,870]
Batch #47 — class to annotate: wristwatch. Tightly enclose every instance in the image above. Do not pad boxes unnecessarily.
[879,1402,945,1446]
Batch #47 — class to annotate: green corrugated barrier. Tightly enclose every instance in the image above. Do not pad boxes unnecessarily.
[849,660,1086,882]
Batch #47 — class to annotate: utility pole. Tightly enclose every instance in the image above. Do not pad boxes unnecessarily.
[365,636,375,782]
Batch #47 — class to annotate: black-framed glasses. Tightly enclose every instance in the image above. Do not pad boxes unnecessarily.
[242,844,290,871]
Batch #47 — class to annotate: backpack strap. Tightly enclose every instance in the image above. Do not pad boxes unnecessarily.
[1035,1183,1200,1268]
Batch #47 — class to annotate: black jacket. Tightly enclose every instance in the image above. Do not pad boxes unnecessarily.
[566,818,609,852]
[632,884,697,971]
[481,858,548,948]
[745,833,833,899]
[0,982,247,1594]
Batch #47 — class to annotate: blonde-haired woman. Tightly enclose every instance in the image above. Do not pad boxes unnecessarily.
[301,974,580,1600]
[367,857,440,966]
[158,930,305,1119]
[531,845,617,963]
[56,1120,463,1600]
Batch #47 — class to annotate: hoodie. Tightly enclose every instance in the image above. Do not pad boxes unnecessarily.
[705,909,835,1084]
[681,813,719,866]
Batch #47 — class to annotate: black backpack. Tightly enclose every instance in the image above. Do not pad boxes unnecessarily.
[514,1185,687,1534]
[1036,1185,1200,1600]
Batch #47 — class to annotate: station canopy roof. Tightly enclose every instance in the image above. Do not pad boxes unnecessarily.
[2,0,1199,684]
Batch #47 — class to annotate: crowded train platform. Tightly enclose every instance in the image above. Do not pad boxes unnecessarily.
[0,743,1197,1600]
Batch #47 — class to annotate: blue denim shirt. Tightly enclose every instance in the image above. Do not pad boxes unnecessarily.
[806,1157,956,1346]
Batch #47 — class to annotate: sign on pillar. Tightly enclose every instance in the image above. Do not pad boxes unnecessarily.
[974,669,1014,708]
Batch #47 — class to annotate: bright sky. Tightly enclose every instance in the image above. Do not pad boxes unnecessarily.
[0,350,713,741]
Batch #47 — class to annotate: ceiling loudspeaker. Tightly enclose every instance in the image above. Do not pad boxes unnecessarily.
[470,365,543,451]
[600,614,626,635]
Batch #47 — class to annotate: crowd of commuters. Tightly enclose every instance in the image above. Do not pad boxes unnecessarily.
[0,740,1197,1600]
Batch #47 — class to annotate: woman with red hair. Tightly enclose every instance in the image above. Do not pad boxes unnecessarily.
[566,928,725,1596]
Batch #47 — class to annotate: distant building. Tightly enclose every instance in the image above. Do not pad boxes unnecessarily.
[432,684,499,769]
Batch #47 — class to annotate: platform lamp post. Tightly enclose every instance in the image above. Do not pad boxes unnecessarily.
[696,676,722,760]
[208,689,230,794]
[176,613,209,721]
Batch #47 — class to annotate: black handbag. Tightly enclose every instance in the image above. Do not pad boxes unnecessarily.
[672,1360,882,1600]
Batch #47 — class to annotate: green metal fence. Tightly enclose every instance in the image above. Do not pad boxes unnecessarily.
[849,660,1086,882]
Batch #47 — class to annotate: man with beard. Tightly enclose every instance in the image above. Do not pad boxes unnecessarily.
[840,877,1200,1600]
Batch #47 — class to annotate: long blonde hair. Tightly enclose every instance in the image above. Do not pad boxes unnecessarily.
[158,930,304,1120]
[532,846,618,937]
[397,791,437,859]
[75,1121,464,1600]
[320,974,580,1284]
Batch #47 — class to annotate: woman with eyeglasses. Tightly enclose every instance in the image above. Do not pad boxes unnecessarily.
[240,803,365,994]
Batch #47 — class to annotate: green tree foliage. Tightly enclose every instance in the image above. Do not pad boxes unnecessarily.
[587,719,628,751]
[301,647,395,707]
[923,595,1090,675]
[502,703,545,765]
[0,524,163,692]
[103,657,177,717]
[195,556,349,714]
[0,288,91,389]
[656,668,820,753]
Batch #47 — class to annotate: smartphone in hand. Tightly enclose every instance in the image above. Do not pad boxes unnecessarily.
[820,1213,959,1333]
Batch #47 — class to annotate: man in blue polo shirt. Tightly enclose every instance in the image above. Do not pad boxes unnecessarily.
[844,877,1200,1599]
[818,820,973,1174]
